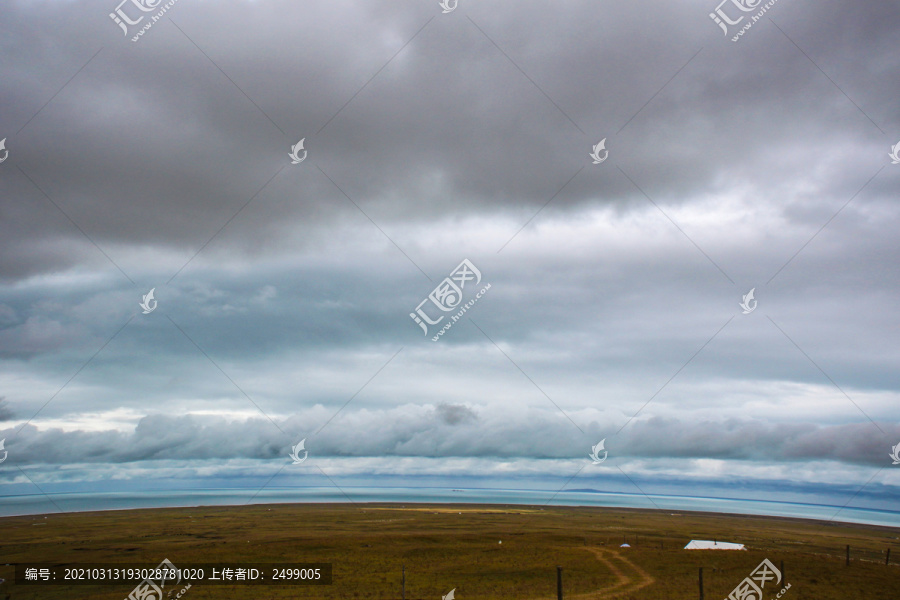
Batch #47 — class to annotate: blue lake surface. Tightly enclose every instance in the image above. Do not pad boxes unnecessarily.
[2,486,899,528]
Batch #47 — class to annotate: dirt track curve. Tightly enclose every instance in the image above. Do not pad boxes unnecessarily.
[569,547,656,599]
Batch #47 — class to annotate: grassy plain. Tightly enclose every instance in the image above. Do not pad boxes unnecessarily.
[0,503,897,599]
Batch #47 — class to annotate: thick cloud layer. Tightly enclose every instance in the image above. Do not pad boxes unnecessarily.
[0,0,898,506]
[4,412,899,466]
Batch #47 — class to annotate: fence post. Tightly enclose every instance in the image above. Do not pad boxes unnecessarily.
[780,560,784,583]
[846,545,850,566]
[886,548,891,566]
[699,567,704,600]
[557,566,563,600]
[401,565,405,600]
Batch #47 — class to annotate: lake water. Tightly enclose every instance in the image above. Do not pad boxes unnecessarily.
[2,486,899,527]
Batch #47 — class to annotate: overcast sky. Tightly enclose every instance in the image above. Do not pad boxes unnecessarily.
[0,0,898,509]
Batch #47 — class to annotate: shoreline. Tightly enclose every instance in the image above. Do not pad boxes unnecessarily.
[2,501,899,534]
[2,485,898,529]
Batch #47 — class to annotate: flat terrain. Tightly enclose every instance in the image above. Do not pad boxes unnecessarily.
[0,503,898,599]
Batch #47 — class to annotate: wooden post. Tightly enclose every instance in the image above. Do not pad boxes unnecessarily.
[886,548,891,566]
[780,560,784,583]
[699,567,704,600]
[557,566,563,600]
[846,544,850,566]
[401,565,405,600]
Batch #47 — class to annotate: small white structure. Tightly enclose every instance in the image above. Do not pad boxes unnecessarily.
[619,543,631,548]
[684,540,746,550]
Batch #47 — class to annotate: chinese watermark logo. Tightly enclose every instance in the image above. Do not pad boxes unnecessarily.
[289,139,307,164]
[125,558,190,600]
[0,138,8,164]
[589,439,608,464]
[0,438,7,464]
[442,588,456,600]
[889,141,900,165]
[439,0,457,14]
[109,0,161,35]
[726,558,789,600]
[140,288,157,314]
[710,0,781,42]
[890,443,900,465]
[590,139,608,164]
[289,439,308,464]
[740,288,757,314]
[410,259,491,341]
[109,0,181,42]
[709,0,759,34]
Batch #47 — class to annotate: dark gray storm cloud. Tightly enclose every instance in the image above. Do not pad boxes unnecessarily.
[0,0,898,498]
[2,0,897,278]
[3,412,896,467]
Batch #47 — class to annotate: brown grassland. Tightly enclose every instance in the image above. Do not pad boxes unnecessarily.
[0,503,898,599]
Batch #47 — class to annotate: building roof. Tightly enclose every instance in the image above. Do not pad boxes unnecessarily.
[684,540,746,550]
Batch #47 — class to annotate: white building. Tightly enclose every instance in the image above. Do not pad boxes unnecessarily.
[684,540,746,550]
